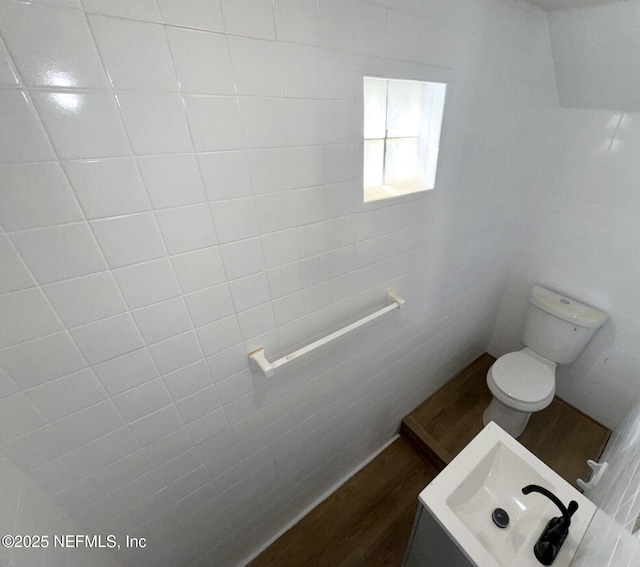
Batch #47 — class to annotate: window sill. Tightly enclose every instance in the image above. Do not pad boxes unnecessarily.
[364,181,432,203]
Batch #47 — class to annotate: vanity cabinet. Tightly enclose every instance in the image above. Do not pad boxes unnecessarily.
[404,505,474,567]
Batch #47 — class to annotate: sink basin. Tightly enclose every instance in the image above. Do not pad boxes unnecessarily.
[419,421,596,567]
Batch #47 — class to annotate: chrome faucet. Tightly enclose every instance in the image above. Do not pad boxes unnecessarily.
[522,484,579,566]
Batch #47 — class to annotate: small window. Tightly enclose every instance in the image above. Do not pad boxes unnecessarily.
[363,77,446,203]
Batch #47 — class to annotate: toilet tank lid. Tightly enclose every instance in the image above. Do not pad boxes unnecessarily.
[530,286,608,328]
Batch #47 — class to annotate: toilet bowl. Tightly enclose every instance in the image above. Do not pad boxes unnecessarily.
[483,348,556,437]
[483,285,608,438]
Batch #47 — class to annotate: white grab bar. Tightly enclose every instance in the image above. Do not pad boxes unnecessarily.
[248,289,405,378]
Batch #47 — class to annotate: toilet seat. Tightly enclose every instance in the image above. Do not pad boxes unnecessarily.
[487,349,556,413]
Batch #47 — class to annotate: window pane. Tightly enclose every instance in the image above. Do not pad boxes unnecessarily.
[363,78,387,139]
[384,138,418,183]
[363,140,384,188]
[387,80,423,138]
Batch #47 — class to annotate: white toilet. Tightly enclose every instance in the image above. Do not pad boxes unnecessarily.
[483,285,607,438]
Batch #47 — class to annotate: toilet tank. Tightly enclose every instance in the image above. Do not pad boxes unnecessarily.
[522,286,608,364]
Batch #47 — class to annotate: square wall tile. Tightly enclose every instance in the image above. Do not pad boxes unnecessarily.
[112,378,172,423]
[129,404,183,446]
[29,450,92,494]
[63,158,150,219]
[0,90,55,163]
[238,97,285,149]
[184,284,235,328]
[149,331,203,375]
[187,406,228,445]
[278,42,320,99]
[317,0,355,53]
[31,90,131,160]
[0,425,71,471]
[53,400,124,449]
[196,316,242,357]
[91,449,153,493]
[166,27,234,95]
[162,360,213,401]
[210,198,259,243]
[198,151,253,201]
[144,426,193,466]
[93,348,159,396]
[113,258,182,309]
[236,302,276,341]
[0,393,47,444]
[322,100,355,144]
[184,96,244,152]
[227,36,281,96]
[117,92,193,155]
[137,154,206,210]
[26,368,107,421]
[89,15,178,92]
[228,272,271,312]
[261,230,299,268]
[0,37,19,86]
[0,1,109,88]
[170,247,227,294]
[70,313,144,365]
[0,369,19,400]
[55,477,106,513]
[0,162,83,231]
[274,0,318,45]
[81,0,163,21]
[131,297,193,345]
[91,212,166,268]
[10,222,107,284]
[219,237,265,280]
[0,332,86,389]
[156,204,217,255]
[175,384,221,424]
[43,271,128,328]
[283,98,323,147]
[0,234,36,294]
[156,446,203,484]
[220,0,275,40]
[0,287,61,348]
[158,0,225,31]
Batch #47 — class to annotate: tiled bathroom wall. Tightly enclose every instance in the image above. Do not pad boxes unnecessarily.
[0,452,123,567]
[487,6,640,563]
[488,112,640,429]
[488,2,640,431]
[572,397,640,566]
[548,0,640,112]
[0,0,557,565]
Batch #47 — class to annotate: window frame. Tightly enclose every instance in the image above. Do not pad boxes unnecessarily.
[361,74,449,204]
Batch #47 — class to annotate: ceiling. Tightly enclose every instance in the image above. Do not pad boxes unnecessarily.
[526,0,629,10]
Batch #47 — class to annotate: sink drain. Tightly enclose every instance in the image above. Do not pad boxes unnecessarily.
[492,508,510,528]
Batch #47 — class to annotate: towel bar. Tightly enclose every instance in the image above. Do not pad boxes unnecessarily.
[248,289,405,378]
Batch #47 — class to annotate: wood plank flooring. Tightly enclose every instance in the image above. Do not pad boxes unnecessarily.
[250,439,437,567]
[251,353,611,566]
[401,353,611,489]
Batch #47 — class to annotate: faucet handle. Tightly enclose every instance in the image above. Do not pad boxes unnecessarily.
[567,500,578,518]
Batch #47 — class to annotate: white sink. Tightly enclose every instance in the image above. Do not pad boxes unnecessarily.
[419,421,596,567]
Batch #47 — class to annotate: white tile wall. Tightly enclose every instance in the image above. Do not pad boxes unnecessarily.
[548,0,640,112]
[488,106,640,429]
[0,453,122,567]
[0,0,559,565]
[572,398,640,567]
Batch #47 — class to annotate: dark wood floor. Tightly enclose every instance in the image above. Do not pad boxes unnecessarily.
[250,439,437,567]
[401,353,611,489]
[251,353,611,566]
